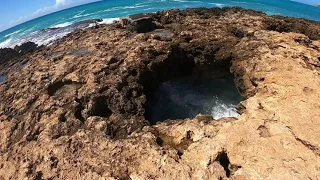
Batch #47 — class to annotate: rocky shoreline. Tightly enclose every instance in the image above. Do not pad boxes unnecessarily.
[0,7,320,179]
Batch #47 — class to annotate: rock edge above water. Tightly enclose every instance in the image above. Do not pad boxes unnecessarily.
[0,7,320,179]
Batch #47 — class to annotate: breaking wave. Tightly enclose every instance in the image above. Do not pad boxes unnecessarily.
[146,77,243,123]
[0,18,119,48]
[51,22,74,28]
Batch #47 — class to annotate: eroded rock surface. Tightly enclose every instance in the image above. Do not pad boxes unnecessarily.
[0,7,320,179]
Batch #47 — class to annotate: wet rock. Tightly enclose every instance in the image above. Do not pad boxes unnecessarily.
[0,74,5,84]
[72,47,88,56]
[127,17,157,33]
[72,19,103,28]
[129,13,149,20]
[0,48,19,64]
[151,29,174,41]
[14,42,38,55]
[264,16,320,40]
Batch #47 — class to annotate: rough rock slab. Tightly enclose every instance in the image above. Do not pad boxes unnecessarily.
[0,7,320,179]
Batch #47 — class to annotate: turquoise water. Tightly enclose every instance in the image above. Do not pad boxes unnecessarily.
[0,0,319,48]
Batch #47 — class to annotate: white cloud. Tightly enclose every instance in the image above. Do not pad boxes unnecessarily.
[9,0,99,27]
[32,0,72,17]
[56,0,68,6]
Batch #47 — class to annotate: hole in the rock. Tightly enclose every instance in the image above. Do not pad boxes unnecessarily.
[74,98,85,122]
[75,105,85,122]
[216,151,231,177]
[0,74,6,84]
[35,171,43,180]
[88,96,112,118]
[177,151,183,157]
[58,112,67,122]
[156,137,164,146]
[146,76,243,124]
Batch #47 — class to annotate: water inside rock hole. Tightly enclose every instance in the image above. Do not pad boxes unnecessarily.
[0,75,6,84]
[146,76,244,124]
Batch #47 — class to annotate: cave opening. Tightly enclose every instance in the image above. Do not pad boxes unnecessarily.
[140,46,243,125]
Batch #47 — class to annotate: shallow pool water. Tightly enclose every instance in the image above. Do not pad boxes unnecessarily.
[146,77,243,124]
[0,75,5,84]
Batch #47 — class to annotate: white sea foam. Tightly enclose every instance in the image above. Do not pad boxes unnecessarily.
[4,30,22,38]
[210,96,239,119]
[211,3,225,8]
[51,22,73,28]
[0,38,14,48]
[73,10,86,18]
[73,12,99,19]
[148,78,242,123]
[0,17,122,49]
[99,18,120,24]
[172,0,202,3]
[102,5,148,12]
[33,31,73,46]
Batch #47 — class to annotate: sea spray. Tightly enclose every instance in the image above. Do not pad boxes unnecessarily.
[146,77,243,124]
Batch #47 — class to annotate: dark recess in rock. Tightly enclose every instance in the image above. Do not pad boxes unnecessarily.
[14,42,38,55]
[229,27,247,38]
[58,112,67,122]
[0,48,19,64]
[87,96,113,118]
[74,100,85,122]
[139,45,195,98]
[35,171,43,180]
[156,137,164,146]
[264,17,320,40]
[216,151,231,177]
[0,74,6,84]
[127,17,157,33]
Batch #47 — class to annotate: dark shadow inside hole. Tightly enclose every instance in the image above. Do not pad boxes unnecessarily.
[35,171,43,180]
[74,101,85,122]
[88,96,112,118]
[145,76,243,124]
[216,151,231,177]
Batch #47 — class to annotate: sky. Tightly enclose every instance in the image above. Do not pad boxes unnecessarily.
[0,0,318,31]
[293,0,319,5]
[0,0,101,31]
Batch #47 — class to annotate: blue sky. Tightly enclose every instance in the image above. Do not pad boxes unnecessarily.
[0,0,318,31]
[0,0,100,31]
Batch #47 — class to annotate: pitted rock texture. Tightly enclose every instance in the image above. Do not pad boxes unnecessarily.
[0,7,320,179]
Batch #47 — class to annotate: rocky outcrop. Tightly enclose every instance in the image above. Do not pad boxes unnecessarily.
[0,7,320,179]
[14,42,38,55]
[0,48,19,64]
[0,42,39,69]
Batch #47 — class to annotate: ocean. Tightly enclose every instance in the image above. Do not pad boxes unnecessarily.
[0,0,319,49]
